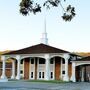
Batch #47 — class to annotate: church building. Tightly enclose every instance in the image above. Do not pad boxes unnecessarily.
[0,20,90,82]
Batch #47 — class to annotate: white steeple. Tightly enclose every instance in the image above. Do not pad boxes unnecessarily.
[41,17,48,45]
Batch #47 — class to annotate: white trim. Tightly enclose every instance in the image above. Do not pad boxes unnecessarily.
[34,58,35,79]
[29,57,35,80]
[50,54,64,59]
[70,62,76,82]
[3,53,66,61]
[20,59,24,78]
[53,58,55,80]
[23,59,24,78]
[37,58,39,80]
[63,57,69,81]
[1,57,7,79]
[11,60,15,79]
[37,58,45,80]
[81,67,84,82]
[62,59,65,79]
[73,61,90,66]
[50,58,55,80]
[16,58,21,80]
[21,55,44,60]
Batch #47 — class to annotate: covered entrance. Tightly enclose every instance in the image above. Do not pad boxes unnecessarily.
[71,56,90,82]
[0,43,71,82]
[76,65,90,82]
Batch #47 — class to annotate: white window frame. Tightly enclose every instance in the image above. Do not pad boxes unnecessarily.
[37,58,45,80]
[50,58,55,80]
[29,58,35,80]
[20,59,24,78]
[61,58,65,80]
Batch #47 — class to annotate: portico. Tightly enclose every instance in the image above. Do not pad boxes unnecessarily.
[0,43,72,82]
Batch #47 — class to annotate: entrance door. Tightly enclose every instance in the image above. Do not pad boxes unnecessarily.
[30,58,35,79]
[38,58,45,80]
[38,72,44,79]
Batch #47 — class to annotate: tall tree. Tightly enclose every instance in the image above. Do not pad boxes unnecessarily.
[19,0,76,21]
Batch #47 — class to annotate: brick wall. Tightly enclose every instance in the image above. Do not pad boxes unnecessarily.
[24,58,29,79]
[55,57,61,80]
[68,63,72,79]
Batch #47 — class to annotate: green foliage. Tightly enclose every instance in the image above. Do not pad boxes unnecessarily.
[26,80,68,83]
[62,5,76,21]
[19,0,76,21]
[20,0,41,15]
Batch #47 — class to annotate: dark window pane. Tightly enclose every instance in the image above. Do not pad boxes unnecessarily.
[62,60,65,64]
[39,72,41,78]
[39,59,45,64]
[50,59,53,64]
[62,71,65,74]
[42,72,44,78]
[51,72,53,78]
[20,70,23,74]
[31,58,34,64]
[21,60,23,64]
[31,72,33,78]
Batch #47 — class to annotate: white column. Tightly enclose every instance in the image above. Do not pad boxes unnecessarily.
[16,55,21,80]
[45,54,50,80]
[63,54,70,81]
[81,67,84,82]
[11,60,15,79]
[71,62,76,82]
[1,56,7,79]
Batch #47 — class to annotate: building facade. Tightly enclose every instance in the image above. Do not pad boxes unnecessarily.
[1,43,90,82]
[0,20,90,82]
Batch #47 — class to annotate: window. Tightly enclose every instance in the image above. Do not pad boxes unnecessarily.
[21,60,23,64]
[39,59,45,64]
[31,58,34,64]
[62,60,65,64]
[50,59,53,64]
[51,72,53,78]
[62,71,65,74]
[39,72,41,78]
[20,70,23,74]
[42,72,44,78]
[31,72,33,78]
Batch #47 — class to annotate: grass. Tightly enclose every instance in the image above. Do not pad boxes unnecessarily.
[26,80,68,84]
[9,79,69,84]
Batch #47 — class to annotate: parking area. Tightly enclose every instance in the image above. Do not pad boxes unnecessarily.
[0,81,90,90]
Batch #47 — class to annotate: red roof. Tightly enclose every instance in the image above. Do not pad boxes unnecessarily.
[3,43,69,55]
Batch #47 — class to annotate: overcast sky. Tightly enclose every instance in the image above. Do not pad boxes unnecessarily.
[0,0,90,52]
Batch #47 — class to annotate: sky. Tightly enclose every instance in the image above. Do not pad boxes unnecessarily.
[0,0,90,52]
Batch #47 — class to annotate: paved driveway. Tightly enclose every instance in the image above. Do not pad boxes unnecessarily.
[0,81,90,90]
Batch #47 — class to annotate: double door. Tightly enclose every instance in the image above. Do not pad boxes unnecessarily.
[38,71,44,79]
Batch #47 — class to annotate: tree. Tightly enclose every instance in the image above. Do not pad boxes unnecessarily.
[19,0,76,21]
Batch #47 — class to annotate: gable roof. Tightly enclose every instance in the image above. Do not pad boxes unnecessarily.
[74,56,90,61]
[3,43,69,55]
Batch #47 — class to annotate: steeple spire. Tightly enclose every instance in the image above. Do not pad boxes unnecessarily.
[41,17,48,45]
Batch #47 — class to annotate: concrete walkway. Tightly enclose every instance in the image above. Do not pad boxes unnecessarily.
[0,81,90,90]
